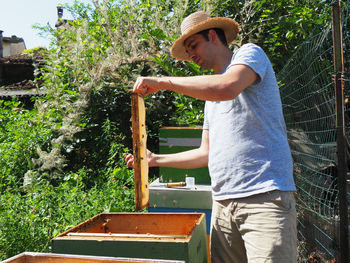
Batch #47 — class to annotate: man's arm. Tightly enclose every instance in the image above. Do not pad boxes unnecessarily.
[124,129,209,169]
[133,64,257,101]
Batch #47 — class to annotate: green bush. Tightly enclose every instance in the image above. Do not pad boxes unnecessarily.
[0,166,134,260]
[0,100,53,190]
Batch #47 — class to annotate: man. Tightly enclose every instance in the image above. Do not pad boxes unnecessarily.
[125,10,297,263]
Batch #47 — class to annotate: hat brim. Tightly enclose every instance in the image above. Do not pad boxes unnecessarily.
[170,17,239,61]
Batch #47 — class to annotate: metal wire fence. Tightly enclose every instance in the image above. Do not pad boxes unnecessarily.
[277,1,349,261]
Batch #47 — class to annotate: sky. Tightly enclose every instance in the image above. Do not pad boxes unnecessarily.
[1,0,92,50]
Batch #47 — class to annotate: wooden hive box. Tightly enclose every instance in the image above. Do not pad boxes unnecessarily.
[52,213,208,263]
[2,252,185,263]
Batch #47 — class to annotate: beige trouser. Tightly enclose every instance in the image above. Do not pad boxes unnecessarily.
[210,191,297,263]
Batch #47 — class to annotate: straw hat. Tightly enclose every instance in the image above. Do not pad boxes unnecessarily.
[171,11,239,61]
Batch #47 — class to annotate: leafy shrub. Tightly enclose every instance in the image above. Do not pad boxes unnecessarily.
[0,166,134,260]
[0,100,53,190]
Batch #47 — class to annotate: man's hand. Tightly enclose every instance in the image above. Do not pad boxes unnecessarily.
[123,150,154,169]
[133,77,162,97]
[123,153,135,168]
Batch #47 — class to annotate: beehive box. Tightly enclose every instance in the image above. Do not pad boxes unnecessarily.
[149,179,212,233]
[52,213,208,263]
[2,252,185,263]
[159,127,210,184]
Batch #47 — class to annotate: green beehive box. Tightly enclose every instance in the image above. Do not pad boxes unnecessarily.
[52,213,208,263]
[159,127,210,185]
[2,252,185,263]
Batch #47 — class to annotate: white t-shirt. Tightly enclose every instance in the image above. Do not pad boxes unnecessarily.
[203,43,296,200]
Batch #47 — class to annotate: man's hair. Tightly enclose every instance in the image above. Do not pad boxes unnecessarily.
[197,28,228,46]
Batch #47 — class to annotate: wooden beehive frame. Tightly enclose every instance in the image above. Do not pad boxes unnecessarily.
[131,93,149,210]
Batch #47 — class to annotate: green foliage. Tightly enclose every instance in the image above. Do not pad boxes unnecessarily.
[150,54,207,126]
[0,100,53,190]
[0,167,134,260]
[210,0,331,70]
[22,46,48,56]
[0,97,135,260]
[28,0,213,179]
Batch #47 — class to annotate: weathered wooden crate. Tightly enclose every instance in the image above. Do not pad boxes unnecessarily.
[52,213,208,263]
[2,252,185,263]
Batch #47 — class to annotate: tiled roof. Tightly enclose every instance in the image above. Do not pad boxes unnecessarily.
[0,54,32,64]
[2,35,24,44]
[0,53,46,98]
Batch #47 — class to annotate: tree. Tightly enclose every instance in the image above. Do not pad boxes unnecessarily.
[210,0,331,70]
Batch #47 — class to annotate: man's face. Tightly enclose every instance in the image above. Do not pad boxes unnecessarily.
[184,33,215,70]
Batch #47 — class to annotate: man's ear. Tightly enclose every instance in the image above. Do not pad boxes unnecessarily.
[208,29,218,43]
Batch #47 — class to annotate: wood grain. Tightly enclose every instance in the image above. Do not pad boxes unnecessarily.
[131,93,149,210]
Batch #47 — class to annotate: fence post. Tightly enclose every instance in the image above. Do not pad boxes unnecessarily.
[332,1,349,262]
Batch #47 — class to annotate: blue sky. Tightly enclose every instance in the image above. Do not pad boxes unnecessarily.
[1,0,92,49]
